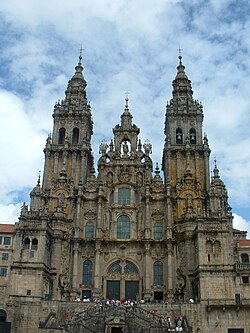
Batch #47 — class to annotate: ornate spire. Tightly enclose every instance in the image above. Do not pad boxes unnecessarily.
[120,94,133,128]
[172,54,193,101]
[165,54,203,118]
[54,50,89,115]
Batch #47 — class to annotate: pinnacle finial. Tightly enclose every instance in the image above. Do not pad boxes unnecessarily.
[177,46,183,65]
[78,46,83,66]
[213,158,220,178]
[125,92,129,111]
[37,171,41,186]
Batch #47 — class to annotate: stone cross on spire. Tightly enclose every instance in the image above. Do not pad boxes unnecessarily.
[177,46,183,64]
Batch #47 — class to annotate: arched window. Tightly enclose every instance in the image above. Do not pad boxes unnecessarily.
[31,238,38,250]
[0,309,7,322]
[189,128,196,144]
[214,240,221,256]
[117,215,130,239]
[124,261,139,274]
[24,237,30,248]
[241,253,249,264]
[154,222,163,240]
[85,221,94,239]
[58,127,66,144]
[154,261,163,286]
[83,260,93,285]
[176,128,183,144]
[118,188,131,205]
[107,261,121,274]
[72,127,79,144]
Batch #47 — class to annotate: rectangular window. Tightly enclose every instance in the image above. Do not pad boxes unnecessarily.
[235,293,241,305]
[2,253,8,261]
[3,237,11,245]
[242,276,249,284]
[27,290,31,295]
[0,236,2,245]
[118,188,131,205]
[0,267,7,277]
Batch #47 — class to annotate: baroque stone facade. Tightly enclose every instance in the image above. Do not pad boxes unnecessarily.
[1,53,250,333]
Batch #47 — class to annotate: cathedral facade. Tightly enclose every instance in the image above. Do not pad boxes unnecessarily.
[1,54,250,333]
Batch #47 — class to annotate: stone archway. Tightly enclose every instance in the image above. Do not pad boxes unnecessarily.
[105,260,140,300]
[0,309,7,322]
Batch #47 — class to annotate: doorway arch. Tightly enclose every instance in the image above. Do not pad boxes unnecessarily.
[0,309,7,322]
[105,260,140,301]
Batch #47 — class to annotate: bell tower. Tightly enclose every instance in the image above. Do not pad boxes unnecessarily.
[42,50,93,192]
[162,55,211,221]
[162,56,234,302]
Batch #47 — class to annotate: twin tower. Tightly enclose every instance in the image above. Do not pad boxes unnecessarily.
[12,53,233,305]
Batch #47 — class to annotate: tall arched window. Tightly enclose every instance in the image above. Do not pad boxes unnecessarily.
[118,188,131,205]
[83,260,93,285]
[241,253,249,264]
[72,127,79,144]
[189,128,196,144]
[85,221,94,239]
[58,127,66,144]
[31,238,38,250]
[154,222,163,240]
[176,128,183,144]
[154,261,163,286]
[24,237,30,248]
[117,215,130,239]
[214,240,221,256]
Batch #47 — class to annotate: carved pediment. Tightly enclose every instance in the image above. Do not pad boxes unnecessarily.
[151,210,164,221]
[84,209,97,221]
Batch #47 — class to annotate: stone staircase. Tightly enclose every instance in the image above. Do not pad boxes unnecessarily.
[62,304,191,333]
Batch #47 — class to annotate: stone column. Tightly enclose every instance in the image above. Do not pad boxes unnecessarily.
[72,242,79,289]
[53,152,59,179]
[167,242,174,299]
[144,186,151,239]
[204,151,210,191]
[144,242,152,299]
[71,152,77,183]
[93,242,101,298]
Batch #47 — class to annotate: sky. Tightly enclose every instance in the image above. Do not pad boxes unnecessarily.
[0,0,250,235]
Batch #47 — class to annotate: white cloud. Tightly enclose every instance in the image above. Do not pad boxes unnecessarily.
[233,213,250,238]
[0,203,20,224]
[0,0,249,234]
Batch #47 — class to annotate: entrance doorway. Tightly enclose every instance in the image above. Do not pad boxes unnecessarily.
[154,291,163,301]
[107,280,120,300]
[0,310,6,322]
[125,281,139,300]
[111,328,123,333]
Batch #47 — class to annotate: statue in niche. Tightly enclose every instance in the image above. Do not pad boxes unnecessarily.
[186,193,192,208]
[107,172,113,186]
[123,141,129,155]
[57,193,65,208]
[136,173,143,186]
